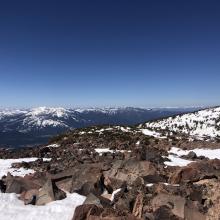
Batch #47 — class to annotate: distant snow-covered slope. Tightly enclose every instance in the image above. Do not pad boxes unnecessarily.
[142,107,220,140]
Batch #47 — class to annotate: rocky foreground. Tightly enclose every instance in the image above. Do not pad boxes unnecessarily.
[1,126,220,219]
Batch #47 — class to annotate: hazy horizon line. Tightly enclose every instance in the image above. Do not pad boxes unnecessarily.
[0,105,213,110]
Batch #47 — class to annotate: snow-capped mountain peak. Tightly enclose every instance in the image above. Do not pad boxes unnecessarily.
[26,107,70,118]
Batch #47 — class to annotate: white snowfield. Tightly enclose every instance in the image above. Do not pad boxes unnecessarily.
[141,128,166,138]
[0,192,85,220]
[78,126,131,135]
[0,157,84,220]
[46,144,60,148]
[165,147,220,167]
[110,188,121,201]
[20,107,71,129]
[169,147,220,160]
[0,109,28,119]
[164,154,193,167]
[144,107,220,140]
[95,148,115,155]
[95,148,131,155]
[27,107,70,118]
[0,158,51,179]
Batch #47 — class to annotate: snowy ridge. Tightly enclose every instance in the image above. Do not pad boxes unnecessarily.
[143,106,220,140]
[0,106,197,132]
[0,106,201,147]
[26,107,70,118]
[0,109,28,119]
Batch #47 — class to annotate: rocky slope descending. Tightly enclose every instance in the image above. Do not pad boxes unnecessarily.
[1,125,220,219]
[141,106,220,141]
[0,106,199,147]
[2,107,220,218]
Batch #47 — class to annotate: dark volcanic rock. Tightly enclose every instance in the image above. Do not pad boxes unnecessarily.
[36,178,66,205]
[154,205,182,220]
[5,173,40,194]
[151,193,185,219]
[103,159,158,186]
[2,123,220,219]
[170,159,220,184]
[72,204,103,220]
[72,204,142,220]
[70,163,105,196]
[0,179,6,192]
[20,189,39,205]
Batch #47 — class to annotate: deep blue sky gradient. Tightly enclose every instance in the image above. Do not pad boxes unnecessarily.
[0,0,220,107]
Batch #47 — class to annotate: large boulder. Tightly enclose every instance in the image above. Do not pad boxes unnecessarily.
[194,179,220,220]
[135,146,166,164]
[36,178,66,205]
[151,193,185,219]
[50,163,105,196]
[72,204,103,220]
[153,205,182,220]
[170,159,220,184]
[72,204,142,220]
[184,200,206,220]
[70,163,105,196]
[5,173,40,194]
[84,193,111,208]
[19,189,39,205]
[103,159,157,186]
[51,169,75,192]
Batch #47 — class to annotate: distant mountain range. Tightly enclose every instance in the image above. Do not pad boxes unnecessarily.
[0,106,201,148]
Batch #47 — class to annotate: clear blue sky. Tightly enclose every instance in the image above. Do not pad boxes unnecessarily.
[0,0,220,108]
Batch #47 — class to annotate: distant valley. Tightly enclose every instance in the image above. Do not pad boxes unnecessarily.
[0,106,200,148]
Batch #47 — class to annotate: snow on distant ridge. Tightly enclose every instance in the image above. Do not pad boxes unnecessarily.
[0,109,28,119]
[143,106,220,140]
[26,107,70,118]
[21,107,70,129]
[74,107,129,114]
[141,128,166,139]
[0,106,203,135]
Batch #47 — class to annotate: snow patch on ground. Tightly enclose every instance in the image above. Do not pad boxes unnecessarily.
[0,158,51,178]
[146,183,154,187]
[169,147,220,160]
[95,148,114,155]
[164,147,220,167]
[164,154,193,167]
[136,141,140,145]
[119,127,131,132]
[46,144,60,148]
[0,192,85,220]
[95,148,131,155]
[141,129,166,139]
[110,188,121,201]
